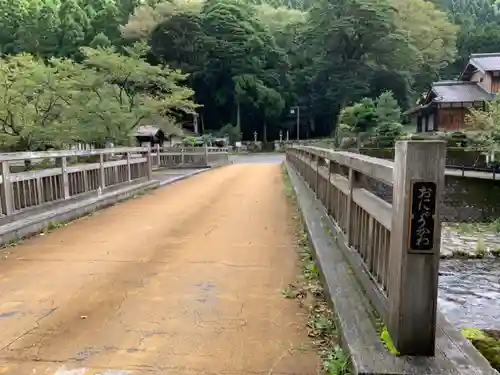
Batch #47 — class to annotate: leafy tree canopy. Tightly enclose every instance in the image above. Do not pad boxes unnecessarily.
[3,0,497,145]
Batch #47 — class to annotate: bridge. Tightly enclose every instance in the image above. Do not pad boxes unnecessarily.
[0,144,497,375]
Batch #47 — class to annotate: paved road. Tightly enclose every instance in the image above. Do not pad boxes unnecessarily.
[152,167,205,184]
[445,168,500,180]
[0,162,317,374]
[230,153,285,164]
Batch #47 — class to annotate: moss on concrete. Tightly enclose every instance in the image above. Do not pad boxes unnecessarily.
[462,328,500,371]
[380,326,400,356]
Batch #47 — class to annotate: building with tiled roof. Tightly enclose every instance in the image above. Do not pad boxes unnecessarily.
[405,53,500,132]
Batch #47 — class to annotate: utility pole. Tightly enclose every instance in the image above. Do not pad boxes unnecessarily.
[193,113,199,135]
[290,106,300,141]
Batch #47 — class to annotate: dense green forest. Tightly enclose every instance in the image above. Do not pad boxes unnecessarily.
[2,0,500,148]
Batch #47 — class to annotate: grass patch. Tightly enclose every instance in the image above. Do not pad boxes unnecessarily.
[449,219,500,234]
[462,328,500,371]
[281,163,350,375]
[283,162,401,360]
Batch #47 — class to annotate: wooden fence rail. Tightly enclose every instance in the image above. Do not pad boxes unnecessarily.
[0,146,229,218]
[151,145,229,169]
[286,141,446,356]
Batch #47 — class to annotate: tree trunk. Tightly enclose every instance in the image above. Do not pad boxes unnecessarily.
[263,119,267,143]
[236,100,241,128]
[310,117,315,133]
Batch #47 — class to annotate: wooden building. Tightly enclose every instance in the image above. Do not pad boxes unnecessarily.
[134,125,167,147]
[406,53,500,132]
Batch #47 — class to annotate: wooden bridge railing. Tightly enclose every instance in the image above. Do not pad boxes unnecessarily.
[286,141,446,356]
[151,145,230,169]
[0,146,229,218]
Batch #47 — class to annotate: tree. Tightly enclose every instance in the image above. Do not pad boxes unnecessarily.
[0,0,481,145]
[87,0,122,45]
[80,44,197,137]
[375,91,401,125]
[432,0,500,79]
[216,123,242,144]
[0,54,79,150]
[296,0,421,137]
[0,44,197,150]
[120,0,204,41]
[374,92,403,140]
[90,32,112,48]
[149,12,205,74]
[465,95,500,154]
[391,0,457,95]
[197,0,288,136]
[119,0,462,140]
[56,0,91,57]
[339,98,377,135]
[9,0,61,58]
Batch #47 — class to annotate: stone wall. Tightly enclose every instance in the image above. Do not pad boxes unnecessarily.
[360,174,500,222]
[350,155,499,223]
[360,147,489,168]
[442,176,500,222]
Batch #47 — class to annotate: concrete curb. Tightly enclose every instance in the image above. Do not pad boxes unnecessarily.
[284,160,497,375]
[0,163,229,247]
[157,164,223,187]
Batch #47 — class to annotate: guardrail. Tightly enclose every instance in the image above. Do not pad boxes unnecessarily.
[286,141,446,356]
[446,164,499,179]
[0,146,229,218]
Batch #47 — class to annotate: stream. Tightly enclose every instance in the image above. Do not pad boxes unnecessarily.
[439,258,500,329]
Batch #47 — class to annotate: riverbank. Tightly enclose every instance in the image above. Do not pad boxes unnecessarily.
[441,223,500,258]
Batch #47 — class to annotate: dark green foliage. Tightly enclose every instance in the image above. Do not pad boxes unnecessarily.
[3,0,500,144]
[150,13,205,74]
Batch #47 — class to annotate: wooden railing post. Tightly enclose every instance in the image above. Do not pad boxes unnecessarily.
[307,151,313,186]
[147,145,153,180]
[387,140,446,356]
[1,161,13,215]
[325,160,333,215]
[83,169,89,192]
[60,156,70,199]
[346,168,358,246]
[315,155,320,198]
[126,152,131,182]
[156,144,161,167]
[99,153,106,192]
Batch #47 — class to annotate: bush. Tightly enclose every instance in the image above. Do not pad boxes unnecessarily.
[409,131,472,147]
[339,137,357,149]
[247,142,262,152]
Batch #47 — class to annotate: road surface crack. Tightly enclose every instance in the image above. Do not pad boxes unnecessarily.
[0,304,58,352]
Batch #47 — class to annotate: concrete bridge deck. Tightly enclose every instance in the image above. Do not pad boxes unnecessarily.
[0,158,317,374]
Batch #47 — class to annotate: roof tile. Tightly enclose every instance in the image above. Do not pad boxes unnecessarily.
[431,81,493,103]
[470,53,500,72]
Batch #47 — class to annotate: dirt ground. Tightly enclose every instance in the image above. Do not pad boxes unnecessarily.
[0,163,319,375]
